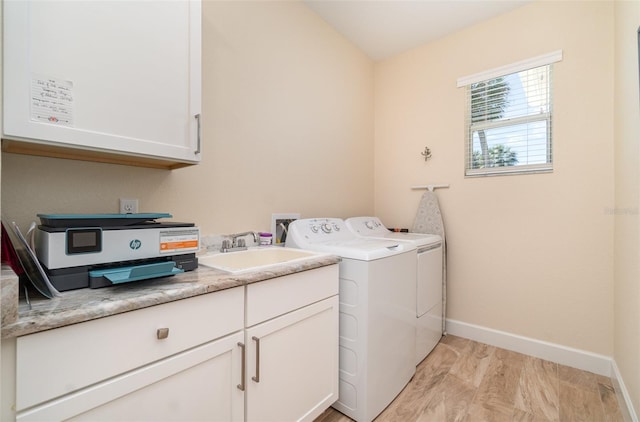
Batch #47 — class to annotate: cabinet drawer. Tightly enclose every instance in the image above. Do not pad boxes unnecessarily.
[16,286,243,411]
[246,264,338,327]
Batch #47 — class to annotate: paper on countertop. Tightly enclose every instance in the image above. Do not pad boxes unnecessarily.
[11,221,61,298]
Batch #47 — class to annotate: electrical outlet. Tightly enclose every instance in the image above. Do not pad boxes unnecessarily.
[119,198,139,214]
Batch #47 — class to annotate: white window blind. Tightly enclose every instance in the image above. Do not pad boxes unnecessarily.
[459,51,561,177]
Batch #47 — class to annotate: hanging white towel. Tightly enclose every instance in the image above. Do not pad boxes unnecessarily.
[411,190,447,334]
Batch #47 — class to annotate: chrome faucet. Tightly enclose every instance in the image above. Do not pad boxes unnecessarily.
[220,231,259,253]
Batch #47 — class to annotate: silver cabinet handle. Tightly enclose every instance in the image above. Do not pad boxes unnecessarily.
[251,336,260,383]
[195,113,201,155]
[237,342,246,391]
[156,328,169,340]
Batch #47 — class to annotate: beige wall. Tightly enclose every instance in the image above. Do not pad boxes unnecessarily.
[1,0,375,236]
[614,0,640,415]
[374,1,615,355]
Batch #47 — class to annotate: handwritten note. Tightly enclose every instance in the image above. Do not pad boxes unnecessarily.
[31,77,74,127]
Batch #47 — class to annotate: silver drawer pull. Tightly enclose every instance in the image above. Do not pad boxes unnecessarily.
[237,342,246,391]
[156,328,170,340]
[252,336,260,383]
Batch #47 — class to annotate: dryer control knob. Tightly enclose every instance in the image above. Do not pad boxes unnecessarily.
[310,225,319,233]
[321,223,332,233]
[365,221,374,229]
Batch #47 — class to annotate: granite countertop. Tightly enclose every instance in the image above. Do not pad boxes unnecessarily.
[0,253,340,339]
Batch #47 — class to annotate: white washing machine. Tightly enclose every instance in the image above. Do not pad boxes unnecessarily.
[345,216,443,366]
[286,218,416,422]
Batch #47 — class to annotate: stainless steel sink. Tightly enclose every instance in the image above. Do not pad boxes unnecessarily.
[198,247,322,274]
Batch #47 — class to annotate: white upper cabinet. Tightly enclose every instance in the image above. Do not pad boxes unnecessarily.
[2,0,202,169]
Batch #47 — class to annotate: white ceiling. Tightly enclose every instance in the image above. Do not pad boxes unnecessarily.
[303,0,531,61]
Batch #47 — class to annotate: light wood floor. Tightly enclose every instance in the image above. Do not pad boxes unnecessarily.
[315,335,625,422]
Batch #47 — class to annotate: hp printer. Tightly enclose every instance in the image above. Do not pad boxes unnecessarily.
[35,213,199,291]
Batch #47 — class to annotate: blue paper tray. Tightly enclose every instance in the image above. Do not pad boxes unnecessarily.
[89,261,184,285]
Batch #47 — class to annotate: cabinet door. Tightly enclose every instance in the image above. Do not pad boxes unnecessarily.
[17,332,244,422]
[3,0,201,166]
[246,296,339,422]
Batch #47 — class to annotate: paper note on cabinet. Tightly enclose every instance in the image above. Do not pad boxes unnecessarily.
[30,76,74,127]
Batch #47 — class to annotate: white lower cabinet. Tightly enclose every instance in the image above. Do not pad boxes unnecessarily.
[245,296,339,422]
[13,286,245,422]
[243,264,339,422]
[3,264,339,422]
[18,332,245,422]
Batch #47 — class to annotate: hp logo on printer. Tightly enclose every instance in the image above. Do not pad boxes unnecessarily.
[129,239,142,250]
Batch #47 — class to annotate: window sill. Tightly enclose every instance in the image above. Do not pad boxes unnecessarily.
[465,165,553,177]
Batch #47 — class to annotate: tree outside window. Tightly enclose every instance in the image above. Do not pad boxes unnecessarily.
[464,64,553,176]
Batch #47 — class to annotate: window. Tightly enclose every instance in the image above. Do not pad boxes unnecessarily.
[458,51,562,177]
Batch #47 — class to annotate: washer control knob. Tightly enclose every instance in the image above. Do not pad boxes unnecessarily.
[310,225,319,233]
[365,221,374,229]
[321,223,332,233]
[333,223,341,231]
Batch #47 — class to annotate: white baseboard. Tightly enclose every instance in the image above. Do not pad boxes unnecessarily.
[611,360,639,422]
[445,319,612,376]
[445,319,638,421]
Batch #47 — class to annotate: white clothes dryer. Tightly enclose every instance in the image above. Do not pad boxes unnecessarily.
[286,218,416,422]
[345,216,443,366]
